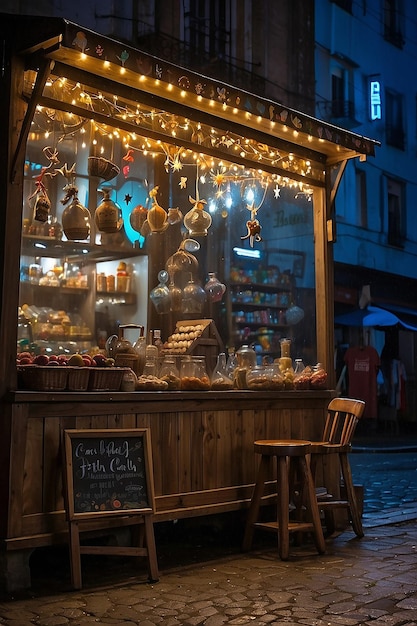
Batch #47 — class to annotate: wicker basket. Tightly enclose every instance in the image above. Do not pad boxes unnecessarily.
[87,367,125,391]
[67,367,91,391]
[19,365,68,391]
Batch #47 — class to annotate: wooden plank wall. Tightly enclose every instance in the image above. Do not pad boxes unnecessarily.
[2,392,332,549]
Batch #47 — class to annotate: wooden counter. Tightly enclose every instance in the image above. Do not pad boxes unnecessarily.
[0,390,334,591]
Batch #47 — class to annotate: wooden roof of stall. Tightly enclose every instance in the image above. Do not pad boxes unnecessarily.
[5,14,379,171]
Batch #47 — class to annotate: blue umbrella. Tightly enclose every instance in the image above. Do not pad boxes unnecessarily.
[335,305,417,330]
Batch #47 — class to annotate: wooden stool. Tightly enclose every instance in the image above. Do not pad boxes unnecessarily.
[242,440,326,560]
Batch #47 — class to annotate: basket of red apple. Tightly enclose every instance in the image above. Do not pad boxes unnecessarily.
[17,353,69,391]
[16,352,122,392]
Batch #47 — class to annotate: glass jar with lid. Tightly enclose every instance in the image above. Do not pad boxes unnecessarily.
[180,355,210,390]
[234,344,257,389]
[159,356,181,390]
[246,365,269,390]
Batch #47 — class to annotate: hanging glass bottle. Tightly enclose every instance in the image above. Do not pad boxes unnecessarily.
[147,186,169,232]
[204,272,226,302]
[150,270,171,314]
[61,184,90,241]
[181,276,207,315]
[95,189,123,233]
[183,194,212,236]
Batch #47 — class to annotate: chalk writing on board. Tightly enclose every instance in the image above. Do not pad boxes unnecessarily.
[70,435,149,514]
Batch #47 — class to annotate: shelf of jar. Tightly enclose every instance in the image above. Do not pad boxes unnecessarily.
[21,235,146,263]
[233,320,289,329]
[96,291,137,305]
[20,282,89,295]
[230,281,291,292]
[231,301,288,311]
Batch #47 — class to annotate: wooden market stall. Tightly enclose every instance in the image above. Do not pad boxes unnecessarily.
[0,14,378,592]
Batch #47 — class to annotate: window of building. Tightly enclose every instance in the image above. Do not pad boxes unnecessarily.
[183,0,231,62]
[355,169,368,228]
[383,0,404,47]
[387,177,405,247]
[385,90,405,149]
[331,68,354,120]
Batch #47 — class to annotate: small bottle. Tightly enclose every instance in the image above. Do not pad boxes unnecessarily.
[153,330,163,355]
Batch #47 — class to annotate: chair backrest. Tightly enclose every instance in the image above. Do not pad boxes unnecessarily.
[322,397,366,445]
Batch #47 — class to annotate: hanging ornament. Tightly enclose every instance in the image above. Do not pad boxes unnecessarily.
[165,239,200,281]
[28,146,60,223]
[130,204,148,232]
[167,207,183,225]
[240,201,263,248]
[183,193,212,237]
[204,272,226,303]
[95,189,123,233]
[147,186,169,232]
[149,270,171,314]
[122,148,135,178]
[61,183,90,241]
[87,156,120,182]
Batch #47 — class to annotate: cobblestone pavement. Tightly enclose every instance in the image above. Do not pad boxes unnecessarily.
[0,522,417,625]
[0,444,416,625]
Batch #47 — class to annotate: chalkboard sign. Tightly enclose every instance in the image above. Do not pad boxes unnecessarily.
[63,429,155,521]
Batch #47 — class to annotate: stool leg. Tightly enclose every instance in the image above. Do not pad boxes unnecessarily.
[340,453,364,538]
[277,456,290,560]
[298,456,326,555]
[242,455,270,551]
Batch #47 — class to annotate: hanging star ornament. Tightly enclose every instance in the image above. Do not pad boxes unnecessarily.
[124,194,132,204]
[273,184,281,199]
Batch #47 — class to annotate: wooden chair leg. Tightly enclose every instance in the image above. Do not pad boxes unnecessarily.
[277,456,290,560]
[298,456,326,554]
[340,453,364,538]
[242,455,271,551]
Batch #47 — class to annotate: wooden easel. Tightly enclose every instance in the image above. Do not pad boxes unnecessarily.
[63,428,159,590]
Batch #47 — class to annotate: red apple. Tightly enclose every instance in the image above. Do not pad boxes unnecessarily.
[57,355,68,365]
[82,355,92,366]
[48,355,58,362]
[18,357,32,365]
[34,354,49,366]
[18,352,33,360]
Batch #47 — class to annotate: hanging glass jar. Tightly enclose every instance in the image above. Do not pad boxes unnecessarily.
[181,277,206,315]
[150,270,171,314]
[165,239,199,280]
[61,184,90,241]
[147,186,169,232]
[183,195,212,236]
[95,189,123,233]
[204,272,226,303]
[129,203,148,232]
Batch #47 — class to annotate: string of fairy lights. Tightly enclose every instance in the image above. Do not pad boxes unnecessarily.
[27,72,318,203]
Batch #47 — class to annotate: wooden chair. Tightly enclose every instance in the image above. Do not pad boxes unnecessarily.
[310,397,365,538]
[242,440,326,560]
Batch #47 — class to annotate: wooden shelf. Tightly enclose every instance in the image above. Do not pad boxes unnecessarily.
[21,235,146,263]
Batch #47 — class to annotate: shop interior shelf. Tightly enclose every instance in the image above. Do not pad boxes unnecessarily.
[21,235,146,263]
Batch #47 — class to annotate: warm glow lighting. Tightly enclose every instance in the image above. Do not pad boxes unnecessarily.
[81,53,87,60]
[139,75,146,82]
[120,67,126,75]
[104,60,110,68]
[233,108,238,114]
[180,91,186,98]
[167,84,173,91]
